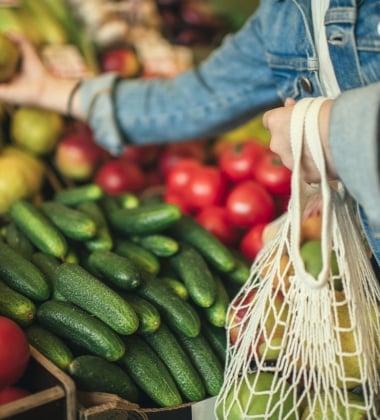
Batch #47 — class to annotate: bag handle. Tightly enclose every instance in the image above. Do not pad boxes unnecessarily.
[289,97,333,289]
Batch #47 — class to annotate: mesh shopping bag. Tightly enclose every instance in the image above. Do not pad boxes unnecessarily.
[215,97,380,419]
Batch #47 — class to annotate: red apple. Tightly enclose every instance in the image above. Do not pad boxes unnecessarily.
[94,157,145,195]
[120,144,162,167]
[100,46,141,78]
[54,131,108,181]
[0,386,30,405]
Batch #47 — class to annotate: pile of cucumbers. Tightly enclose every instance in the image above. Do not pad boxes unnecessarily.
[0,183,251,408]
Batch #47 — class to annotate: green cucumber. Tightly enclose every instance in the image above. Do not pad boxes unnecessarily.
[117,192,140,209]
[201,322,227,364]
[54,183,104,206]
[169,244,216,308]
[136,272,200,338]
[0,280,36,327]
[87,250,141,291]
[122,293,161,334]
[26,324,74,371]
[8,199,68,259]
[109,202,181,235]
[69,354,139,402]
[115,239,160,275]
[54,263,139,335]
[31,252,61,289]
[4,222,34,259]
[0,241,50,301]
[160,276,189,301]
[131,234,179,257]
[203,274,230,327]
[40,201,97,241]
[221,251,251,286]
[169,215,236,273]
[119,335,183,407]
[37,300,125,361]
[143,323,206,402]
[175,331,224,396]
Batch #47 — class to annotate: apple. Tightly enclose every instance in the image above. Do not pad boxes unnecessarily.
[99,46,141,78]
[54,131,108,181]
[120,144,162,168]
[0,386,30,405]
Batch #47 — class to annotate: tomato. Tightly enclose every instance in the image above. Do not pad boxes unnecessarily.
[166,158,201,194]
[226,180,275,228]
[120,144,162,167]
[0,386,30,405]
[94,158,145,195]
[0,317,30,389]
[185,165,227,210]
[239,223,267,261]
[163,189,192,214]
[253,151,292,195]
[218,139,267,183]
[196,205,241,247]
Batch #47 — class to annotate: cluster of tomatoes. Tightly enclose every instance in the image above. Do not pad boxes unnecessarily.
[161,138,292,261]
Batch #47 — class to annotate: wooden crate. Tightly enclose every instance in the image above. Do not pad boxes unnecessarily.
[0,346,76,420]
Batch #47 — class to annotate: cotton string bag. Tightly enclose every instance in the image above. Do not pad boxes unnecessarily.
[215,97,380,419]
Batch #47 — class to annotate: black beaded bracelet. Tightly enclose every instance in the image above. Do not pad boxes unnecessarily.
[66,80,82,118]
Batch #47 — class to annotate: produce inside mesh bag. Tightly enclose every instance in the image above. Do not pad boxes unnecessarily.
[215,98,380,419]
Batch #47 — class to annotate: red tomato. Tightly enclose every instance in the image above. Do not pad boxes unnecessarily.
[218,140,267,183]
[166,158,201,194]
[196,205,241,247]
[163,189,192,214]
[253,151,292,195]
[0,386,30,405]
[0,317,30,389]
[239,223,267,261]
[120,144,162,167]
[185,165,227,210]
[226,180,275,228]
[94,158,145,195]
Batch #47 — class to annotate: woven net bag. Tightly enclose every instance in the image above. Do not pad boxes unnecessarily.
[215,97,380,419]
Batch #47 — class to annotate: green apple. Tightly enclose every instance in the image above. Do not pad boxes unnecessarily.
[215,371,297,419]
[300,239,339,279]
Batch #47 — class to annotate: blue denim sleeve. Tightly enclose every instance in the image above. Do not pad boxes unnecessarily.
[80,7,281,154]
[330,82,380,227]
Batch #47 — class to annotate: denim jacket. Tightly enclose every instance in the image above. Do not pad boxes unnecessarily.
[81,0,380,260]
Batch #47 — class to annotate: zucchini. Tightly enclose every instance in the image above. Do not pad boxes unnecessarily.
[8,199,68,259]
[119,335,183,407]
[122,293,161,334]
[175,331,224,396]
[40,201,97,241]
[0,280,36,327]
[109,202,181,235]
[131,234,179,257]
[0,241,50,301]
[26,324,74,371]
[37,300,125,361]
[136,272,200,338]
[203,274,230,328]
[87,250,141,291]
[169,244,216,308]
[54,183,104,206]
[114,239,160,275]
[143,323,206,402]
[69,354,139,402]
[54,263,139,335]
[169,215,236,273]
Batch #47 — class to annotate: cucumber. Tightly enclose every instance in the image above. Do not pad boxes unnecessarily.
[203,274,230,327]
[221,251,251,286]
[54,183,104,206]
[37,300,125,361]
[114,239,160,275]
[143,323,206,402]
[109,202,181,235]
[160,276,189,301]
[169,215,236,273]
[169,244,216,308]
[122,293,161,334]
[0,280,36,327]
[31,252,60,289]
[54,263,139,335]
[76,201,113,251]
[117,192,140,209]
[136,272,200,338]
[131,234,179,257]
[201,322,227,364]
[8,199,68,259]
[119,335,183,407]
[87,250,141,291]
[0,241,50,301]
[40,201,97,241]
[69,354,139,402]
[100,194,122,214]
[4,222,34,259]
[175,331,224,396]
[26,324,74,371]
